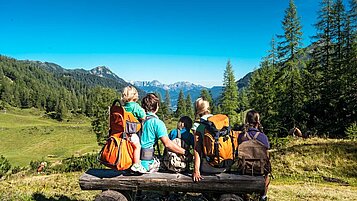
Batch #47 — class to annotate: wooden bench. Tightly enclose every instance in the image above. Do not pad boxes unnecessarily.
[79,169,265,201]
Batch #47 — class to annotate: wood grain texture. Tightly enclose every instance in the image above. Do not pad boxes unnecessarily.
[79,169,265,195]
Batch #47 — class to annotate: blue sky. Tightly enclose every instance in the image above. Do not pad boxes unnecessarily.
[0,0,351,87]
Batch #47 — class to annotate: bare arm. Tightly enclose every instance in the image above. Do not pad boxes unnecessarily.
[160,136,185,155]
[193,131,203,182]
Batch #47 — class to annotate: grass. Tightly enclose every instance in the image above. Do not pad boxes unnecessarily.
[0,172,99,201]
[0,107,100,167]
[270,137,357,187]
[1,108,357,200]
[269,182,357,201]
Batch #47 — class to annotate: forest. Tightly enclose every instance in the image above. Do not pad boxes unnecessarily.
[0,0,357,144]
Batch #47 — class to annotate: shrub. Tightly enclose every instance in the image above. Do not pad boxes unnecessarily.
[11,166,22,174]
[52,153,103,173]
[346,122,357,140]
[0,155,11,178]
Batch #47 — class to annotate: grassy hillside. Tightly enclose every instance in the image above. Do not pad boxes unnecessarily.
[271,137,357,187]
[0,107,100,167]
[1,108,356,200]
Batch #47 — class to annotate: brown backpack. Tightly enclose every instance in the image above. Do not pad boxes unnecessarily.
[98,100,141,171]
[198,114,237,168]
[237,132,271,175]
[163,129,191,172]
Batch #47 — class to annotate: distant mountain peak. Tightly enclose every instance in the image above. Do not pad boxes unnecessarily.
[90,66,113,77]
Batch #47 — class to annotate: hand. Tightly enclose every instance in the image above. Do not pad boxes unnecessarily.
[193,170,203,182]
[180,151,193,162]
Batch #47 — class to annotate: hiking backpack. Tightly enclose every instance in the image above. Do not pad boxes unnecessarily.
[198,114,237,168]
[98,100,141,171]
[163,129,191,172]
[237,132,271,176]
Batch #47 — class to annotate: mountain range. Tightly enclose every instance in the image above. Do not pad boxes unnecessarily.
[129,72,252,109]
[0,55,251,110]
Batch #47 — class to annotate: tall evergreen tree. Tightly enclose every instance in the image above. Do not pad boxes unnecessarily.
[277,0,303,62]
[237,88,249,124]
[275,0,304,132]
[266,36,278,68]
[248,59,279,135]
[220,60,239,124]
[185,93,194,120]
[200,88,214,113]
[164,90,172,115]
[176,89,186,118]
[313,0,334,74]
[89,87,119,145]
[350,0,357,31]
[331,0,347,65]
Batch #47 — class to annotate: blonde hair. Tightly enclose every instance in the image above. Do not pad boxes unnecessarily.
[195,97,210,117]
[122,86,139,102]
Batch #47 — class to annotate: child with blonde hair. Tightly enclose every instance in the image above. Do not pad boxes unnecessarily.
[121,86,147,173]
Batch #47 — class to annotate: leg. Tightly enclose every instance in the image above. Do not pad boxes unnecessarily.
[132,141,141,164]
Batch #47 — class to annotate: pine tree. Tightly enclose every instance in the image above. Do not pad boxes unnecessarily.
[311,0,347,135]
[350,0,357,31]
[164,90,172,116]
[175,89,186,118]
[237,88,249,124]
[55,99,67,120]
[266,36,278,68]
[185,93,194,120]
[344,0,357,129]
[248,59,279,135]
[220,60,239,124]
[277,0,303,62]
[89,87,119,145]
[313,0,334,73]
[331,0,347,65]
[0,66,4,99]
[200,88,214,113]
[275,0,304,132]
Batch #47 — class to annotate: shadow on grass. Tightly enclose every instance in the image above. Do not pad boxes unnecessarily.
[32,193,77,201]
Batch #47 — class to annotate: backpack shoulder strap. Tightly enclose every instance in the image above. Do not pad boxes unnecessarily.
[244,131,253,140]
[253,132,260,140]
[142,115,161,157]
[177,129,182,139]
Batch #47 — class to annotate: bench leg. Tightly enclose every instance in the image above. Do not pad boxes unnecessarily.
[95,190,131,201]
[218,194,244,201]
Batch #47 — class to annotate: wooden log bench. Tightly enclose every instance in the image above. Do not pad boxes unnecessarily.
[79,168,265,201]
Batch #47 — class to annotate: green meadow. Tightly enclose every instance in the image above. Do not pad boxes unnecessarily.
[1,108,357,200]
[0,107,100,167]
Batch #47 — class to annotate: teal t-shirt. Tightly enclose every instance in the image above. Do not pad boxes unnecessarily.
[140,112,168,170]
[124,102,145,120]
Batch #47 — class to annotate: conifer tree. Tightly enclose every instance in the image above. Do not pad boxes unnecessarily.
[237,88,249,124]
[175,89,186,118]
[275,0,304,131]
[350,0,357,31]
[248,59,279,134]
[331,0,347,65]
[220,60,239,124]
[164,90,172,115]
[277,0,303,62]
[0,66,4,99]
[56,99,67,120]
[200,88,214,113]
[185,93,194,120]
[266,37,278,68]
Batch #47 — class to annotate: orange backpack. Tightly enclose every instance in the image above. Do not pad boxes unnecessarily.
[98,100,141,171]
[198,114,238,168]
